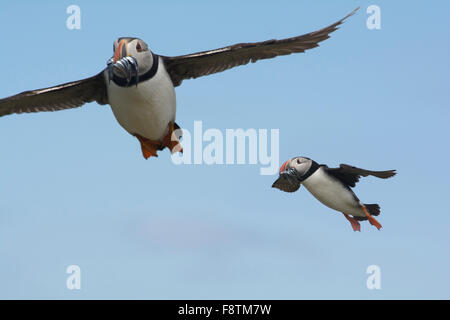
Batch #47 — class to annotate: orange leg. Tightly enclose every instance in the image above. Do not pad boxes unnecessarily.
[135,134,160,159]
[361,205,382,230]
[342,213,361,232]
[162,122,183,154]
[135,122,183,159]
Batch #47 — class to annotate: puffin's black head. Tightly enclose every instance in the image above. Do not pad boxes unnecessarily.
[107,37,153,86]
[272,156,317,193]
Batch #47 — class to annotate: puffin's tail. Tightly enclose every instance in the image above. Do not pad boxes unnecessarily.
[365,204,380,216]
[354,204,380,221]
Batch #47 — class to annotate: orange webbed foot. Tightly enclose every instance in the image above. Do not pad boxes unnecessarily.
[361,206,382,230]
[162,122,183,154]
[342,213,361,232]
[136,135,160,159]
[134,122,183,159]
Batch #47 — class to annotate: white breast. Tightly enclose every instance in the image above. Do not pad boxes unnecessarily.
[106,57,176,141]
[302,167,364,217]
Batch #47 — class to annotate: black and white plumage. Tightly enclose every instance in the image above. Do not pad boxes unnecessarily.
[272,156,396,231]
[0,8,358,158]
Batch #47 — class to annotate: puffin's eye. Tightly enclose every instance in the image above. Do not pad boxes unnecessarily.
[297,159,301,164]
[136,42,142,52]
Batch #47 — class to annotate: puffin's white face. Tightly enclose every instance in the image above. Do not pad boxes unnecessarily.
[285,156,313,177]
[112,38,150,62]
[274,156,313,193]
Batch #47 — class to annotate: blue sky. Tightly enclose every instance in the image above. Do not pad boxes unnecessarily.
[0,0,449,299]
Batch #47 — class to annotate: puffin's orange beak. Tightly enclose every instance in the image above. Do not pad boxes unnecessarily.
[114,40,128,62]
[279,160,290,174]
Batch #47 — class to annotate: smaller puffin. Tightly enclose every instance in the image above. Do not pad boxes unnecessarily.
[272,156,396,231]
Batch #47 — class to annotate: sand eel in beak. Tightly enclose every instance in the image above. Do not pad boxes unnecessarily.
[0,8,358,159]
[272,157,396,232]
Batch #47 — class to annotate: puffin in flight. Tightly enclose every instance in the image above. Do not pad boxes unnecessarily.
[272,156,396,231]
[0,8,358,159]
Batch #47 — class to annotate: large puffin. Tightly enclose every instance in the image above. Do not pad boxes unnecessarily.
[272,156,396,231]
[0,8,358,159]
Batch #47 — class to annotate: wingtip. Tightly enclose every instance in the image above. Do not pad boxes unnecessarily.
[383,169,397,179]
[343,7,360,21]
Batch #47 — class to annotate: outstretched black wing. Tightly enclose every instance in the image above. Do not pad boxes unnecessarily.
[162,7,359,86]
[326,164,397,188]
[0,71,108,117]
